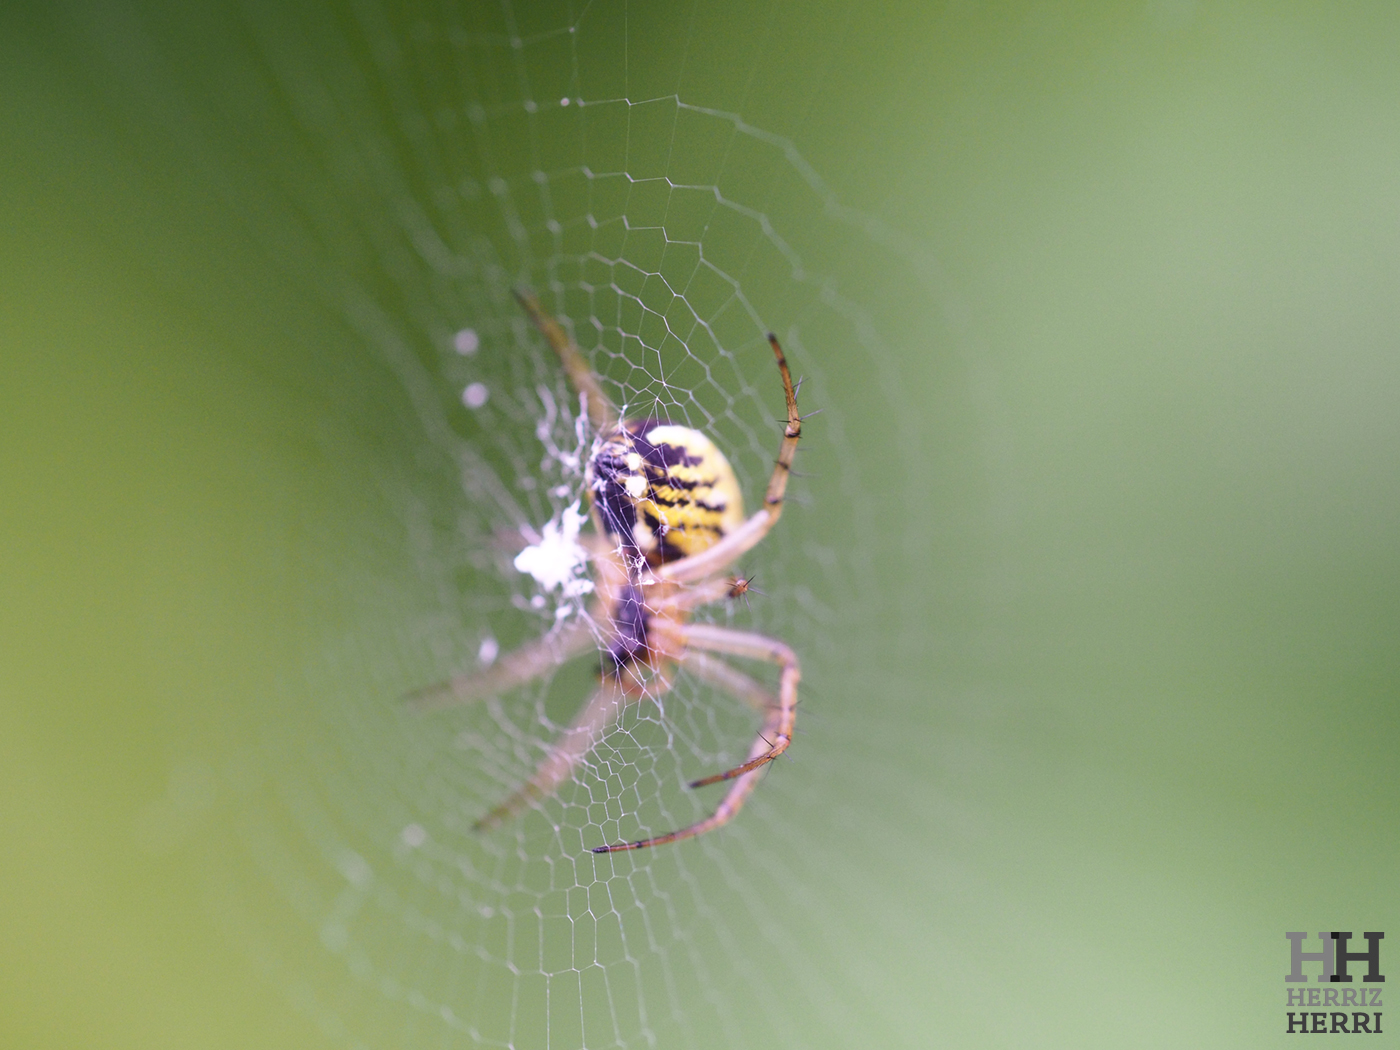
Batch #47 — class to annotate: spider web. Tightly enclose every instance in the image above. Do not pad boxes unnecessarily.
[74,1,929,1047]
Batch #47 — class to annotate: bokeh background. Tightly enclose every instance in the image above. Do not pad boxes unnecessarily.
[2,1,1397,1048]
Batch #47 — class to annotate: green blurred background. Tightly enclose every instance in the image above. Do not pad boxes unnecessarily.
[2,1,1397,1047]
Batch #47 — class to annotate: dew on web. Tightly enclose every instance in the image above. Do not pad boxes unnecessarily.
[453,328,480,355]
[477,635,500,667]
[461,381,490,409]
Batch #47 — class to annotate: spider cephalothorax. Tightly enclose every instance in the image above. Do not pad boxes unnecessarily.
[409,291,802,853]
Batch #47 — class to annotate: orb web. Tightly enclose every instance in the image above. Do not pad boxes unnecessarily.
[75,0,928,1046]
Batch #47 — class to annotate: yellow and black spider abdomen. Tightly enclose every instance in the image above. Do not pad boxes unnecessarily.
[588,420,745,566]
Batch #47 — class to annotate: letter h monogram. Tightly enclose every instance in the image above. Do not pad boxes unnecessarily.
[1331,932,1385,983]
[1285,932,1335,983]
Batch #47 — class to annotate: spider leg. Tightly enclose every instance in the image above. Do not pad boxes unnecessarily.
[474,675,631,831]
[404,619,595,713]
[658,333,801,585]
[591,624,799,854]
[681,650,775,715]
[648,575,735,615]
[669,624,799,785]
[514,289,619,434]
[592,730,775,854]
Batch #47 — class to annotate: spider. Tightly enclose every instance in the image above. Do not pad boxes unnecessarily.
[408,290,802,853]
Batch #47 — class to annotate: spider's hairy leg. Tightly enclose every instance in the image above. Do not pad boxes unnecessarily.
[404,619,595,713]
[658,333,802,586]
[760,332,802,524]
[474,676,630,831]
[670,623,799,785]
[593,742,772,854]
[654,573,765,617]
[649,575,735,616]
[682,650,775,715]
[513,289,619,434]
[591,624,799,854]
[591,686,785,854]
